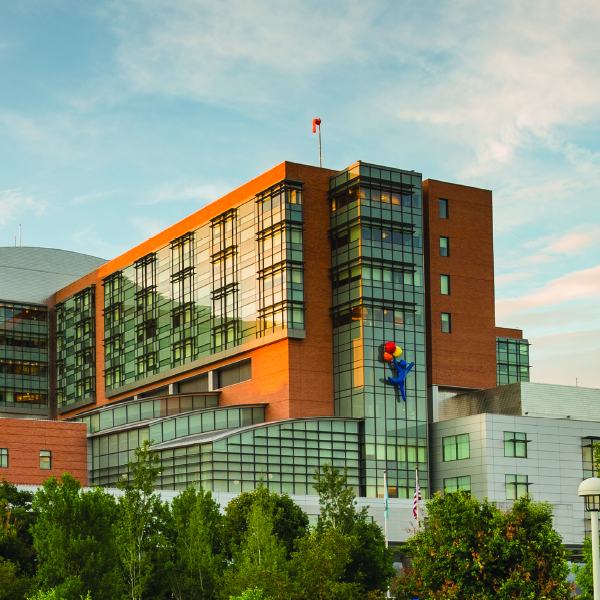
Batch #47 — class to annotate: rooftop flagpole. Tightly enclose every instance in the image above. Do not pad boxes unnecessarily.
[312,118,322,167]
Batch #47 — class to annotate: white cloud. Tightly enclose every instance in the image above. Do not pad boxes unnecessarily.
[496,264,600,319]
[0,189,47,228]
[139,181,229,206]
[130,216,170,240]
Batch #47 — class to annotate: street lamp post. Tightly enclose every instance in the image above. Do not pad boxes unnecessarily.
[579,477,600,600]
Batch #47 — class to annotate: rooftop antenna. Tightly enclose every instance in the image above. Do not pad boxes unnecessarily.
[19,224,21,247]
[312,118,322,167]
[14,235,16,247]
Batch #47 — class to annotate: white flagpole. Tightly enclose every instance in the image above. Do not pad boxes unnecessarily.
[383,469,388,547]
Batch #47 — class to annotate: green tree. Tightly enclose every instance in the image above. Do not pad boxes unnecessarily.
[31,474,122,600]
[313,463,394,595]
[289,528,361,600]
[0,480,36,577]
[392,490,572,600]
[0,556,32,600]
[226,499,289,599]
[573,536,593,600]
[116,439,168,600]
[313,462,367,535]
[169,485,225,600]
[223,484,308,558]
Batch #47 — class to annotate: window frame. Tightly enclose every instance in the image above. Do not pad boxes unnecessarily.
[442,433,470,461]
[441,312,452,333]
[506,474,530,500]
[39,450,52,470]
[440,236,450,257]
[440,274,451,295]
[439,198,449,219]
[504,431,529,458]
[0,448,8,468]
[443,475,471,493]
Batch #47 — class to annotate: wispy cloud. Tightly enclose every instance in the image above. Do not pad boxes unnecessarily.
[138,181,229,206]
[496,263,600,318]
[130,216,170,240]
[0,189,47,228]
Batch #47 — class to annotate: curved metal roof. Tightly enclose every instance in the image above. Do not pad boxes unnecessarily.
[0,247,107,305]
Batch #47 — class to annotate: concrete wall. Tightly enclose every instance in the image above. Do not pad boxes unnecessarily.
[430,413,594,546]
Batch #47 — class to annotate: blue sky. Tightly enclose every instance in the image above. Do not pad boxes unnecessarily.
[1,0,599,386]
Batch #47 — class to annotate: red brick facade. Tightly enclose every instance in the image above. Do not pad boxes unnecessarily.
[0,419,87,485]
[423,179,498,389]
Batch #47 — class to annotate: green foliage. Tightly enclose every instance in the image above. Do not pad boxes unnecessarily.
[289,528,361,600]
[169,485,225,600]
[116,439,168,600]
[313,463,394,595]
[0,480,36,578]
[392,490,572,600]
[26,590,91,600]
[227,590,272,600]
[223,483,308,558]
[225,498,289,599]
[313,463,367,535]
[0,556,33,600]
[572,536,593,600]
[31,474,122,600]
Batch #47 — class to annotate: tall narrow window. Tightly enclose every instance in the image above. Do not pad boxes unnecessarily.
[439,198,449,219]
[39,450,51,470]
[441,312,451,333]
[440,236,450,256]
[440,274,451,295]
[0,448,8,468]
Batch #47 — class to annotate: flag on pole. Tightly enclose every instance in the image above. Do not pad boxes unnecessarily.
[413,469,421,520]
[312,118,321,133]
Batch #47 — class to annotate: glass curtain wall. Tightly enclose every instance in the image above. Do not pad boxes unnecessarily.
[0,302,49,411]
[56,287,96,409]
[496,337,530,385]
[329,162,428,499]
[102,181,305,394]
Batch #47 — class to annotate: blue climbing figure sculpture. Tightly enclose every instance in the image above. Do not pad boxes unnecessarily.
[388,357,414,403]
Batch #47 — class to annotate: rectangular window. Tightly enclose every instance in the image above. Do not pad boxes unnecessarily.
[506,474,529,500]
[39,450,51,470]
[0,448,7,468]
[504,432,528,458]
[439,198,449,219]
[217,360,252,388]
[440,274,451,295]
[440,236,450,256]
[444,475,470,493]
[441,312,451,333]
[443,433,470,461]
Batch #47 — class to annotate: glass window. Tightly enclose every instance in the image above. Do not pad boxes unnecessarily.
[444,475,470,493]
[506,474,529,500]
[441,312,451,333]
[504,432,528,458]
[0,448,7,468]
[40,450,52,470]
[440,274,451,295]
[440,236,450,256]
[443,434,469,461]
[439,198,449,219]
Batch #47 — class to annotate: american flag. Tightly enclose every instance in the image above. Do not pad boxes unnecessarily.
[413,469,421,520]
